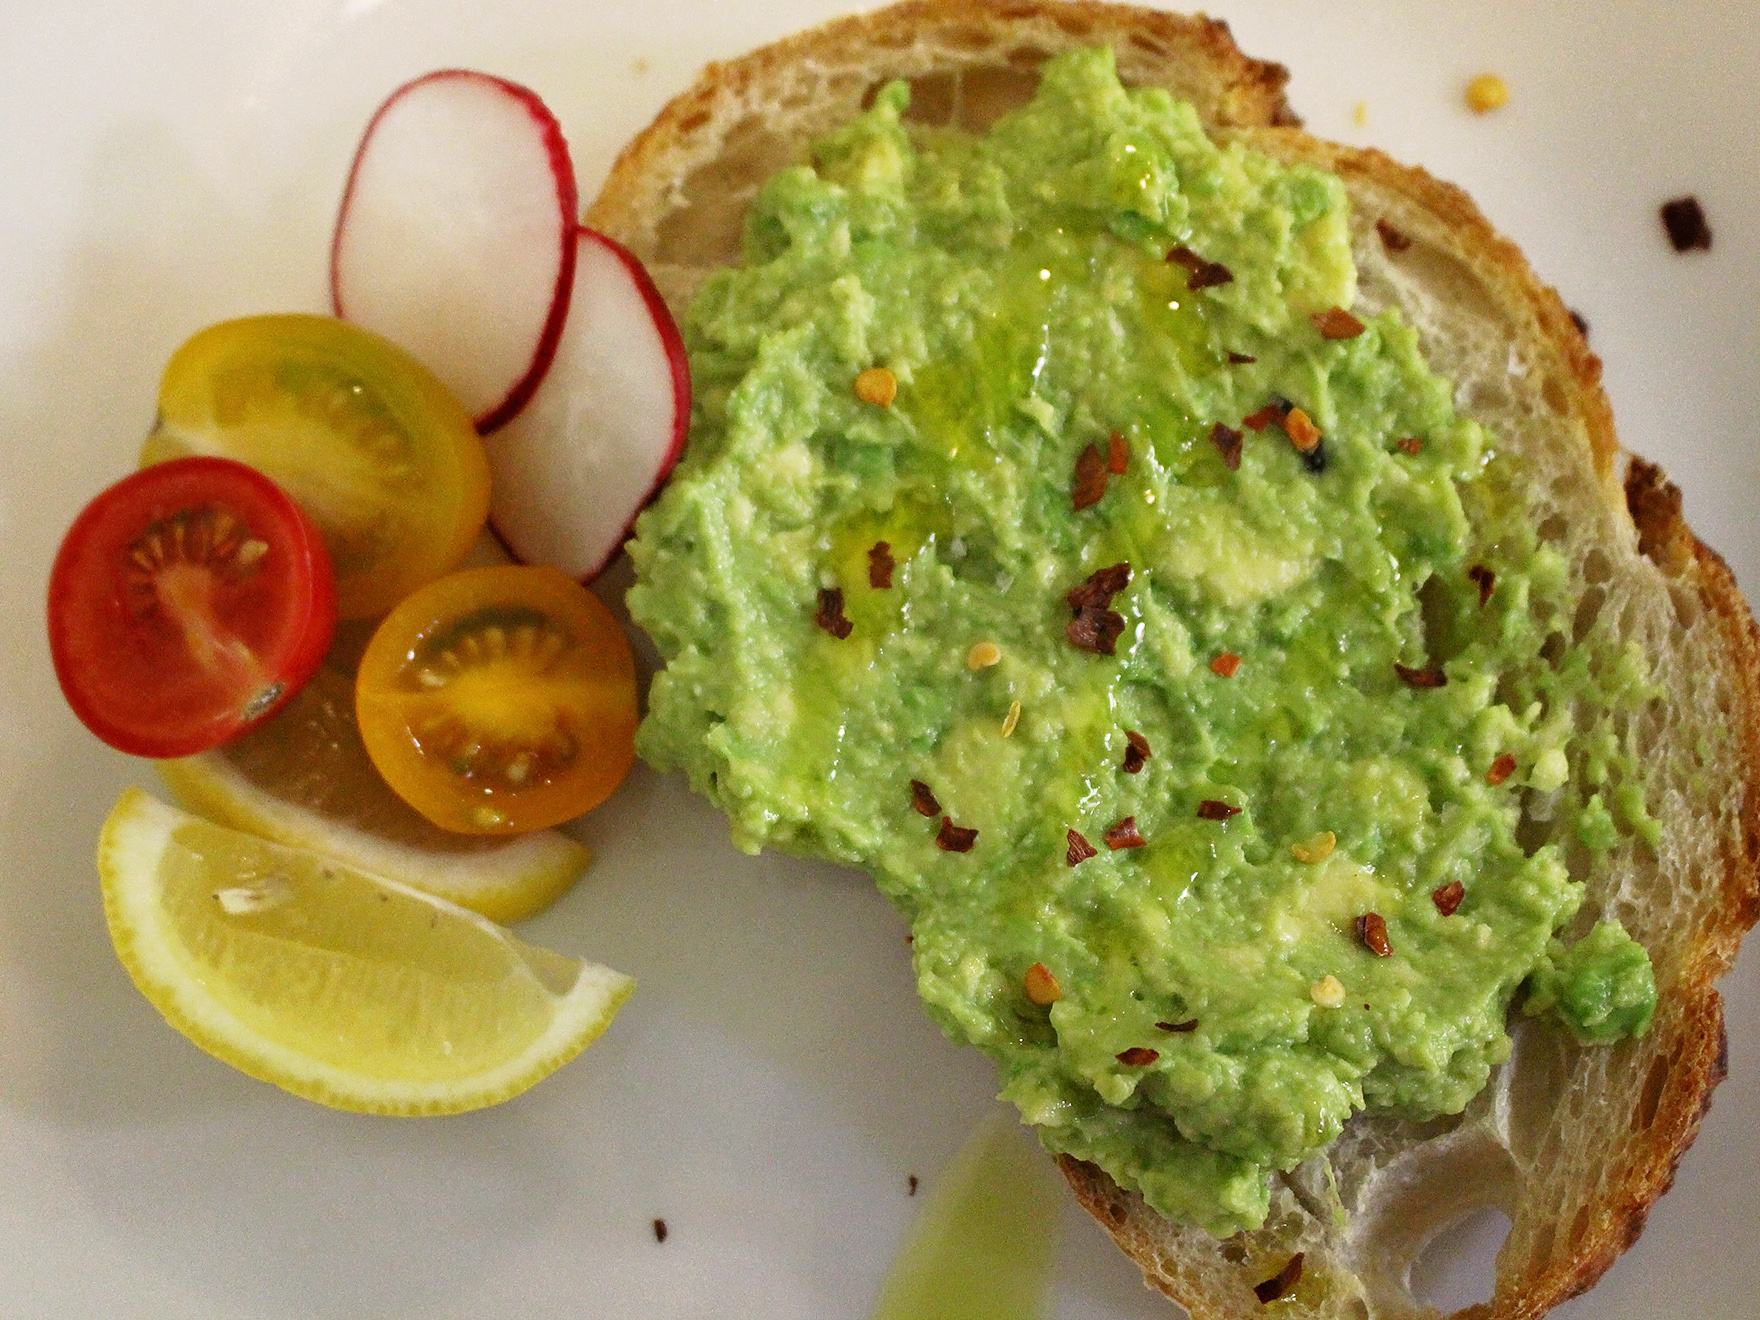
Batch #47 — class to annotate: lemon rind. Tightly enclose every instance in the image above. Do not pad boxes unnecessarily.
[156,754,590,925]
[98,788,633,1116]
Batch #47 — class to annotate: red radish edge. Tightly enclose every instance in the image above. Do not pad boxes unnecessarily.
[486,226,691,582]
[591,227,692,542]
[330,68,579,434]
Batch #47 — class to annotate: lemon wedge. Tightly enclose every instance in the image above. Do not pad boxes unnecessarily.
[871,1111,1063,1320]
[157,667,589,924]
[98,788,632,1114]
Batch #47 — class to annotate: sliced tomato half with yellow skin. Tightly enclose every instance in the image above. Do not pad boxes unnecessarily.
[355,565,637,834]
[142,314,491,620]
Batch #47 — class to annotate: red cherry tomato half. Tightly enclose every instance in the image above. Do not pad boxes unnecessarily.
[47,456,337,757]
[355,565,637,834]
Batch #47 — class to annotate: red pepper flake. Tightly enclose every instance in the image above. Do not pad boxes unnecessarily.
[909,779,941,817]
[653,1218,669,1244]
[1486,753,1517,786]
[1197,800,1240,821]
[1067,607,1127,656]
[1357,912,1392,957]
[1072,442,1109,511]
[1396,437,1423,456]
[1376,218,1413,253]
[1468,564,1496,605]
[1166,245,1234,289]
[1312,306,1366,340]
[1107,431,1130,475]
[1242,402,1286,432]
[1210,421,1243,471]
[1394,662,1446,688]
[1156,1019,1199,1033]
[1283,407,1322,454]
[1227,351,1256,364]
[1105,816,1146,850]
[1432,880,1466,916]
[935,816,978,852]
[1122,729,1152,774]
[1569,309,1590,338]
[907,1175,919,1196]
[1254,1253,1304,1304]
[815,587,853,638]
[1066,563,1131,656]
[1116,1047,1160,1067]
[1067,563,1131,610]
[1066,829,1098,866]
[868,541,895,589]
[1210,652,1241,678]
[1660,196,1712,252]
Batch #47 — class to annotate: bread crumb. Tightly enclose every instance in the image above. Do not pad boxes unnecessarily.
[1353,101,1368,128]
[1466,74,1509,114]
[1291,831,1336,864]
[1310,975,1346,1008]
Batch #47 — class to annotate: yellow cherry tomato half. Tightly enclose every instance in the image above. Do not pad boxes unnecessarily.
[143,314,491,619]
[355,565,637,834]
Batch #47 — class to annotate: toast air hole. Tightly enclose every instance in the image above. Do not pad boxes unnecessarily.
[864,66,1044,134]
[1634,1050,1670,1129]
[1407,1206,1512,1314]
[655,116,792,268]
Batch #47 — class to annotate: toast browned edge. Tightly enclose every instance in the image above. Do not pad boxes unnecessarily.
[583,3,1760,1316]
[586,0,1297,275]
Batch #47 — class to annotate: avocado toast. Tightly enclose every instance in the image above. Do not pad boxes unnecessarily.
[590,3,1760,1315]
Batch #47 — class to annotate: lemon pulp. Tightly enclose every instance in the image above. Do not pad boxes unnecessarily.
[99,788,631,1113]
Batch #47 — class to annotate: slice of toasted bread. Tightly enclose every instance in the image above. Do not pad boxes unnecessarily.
[587,4,1760,1316]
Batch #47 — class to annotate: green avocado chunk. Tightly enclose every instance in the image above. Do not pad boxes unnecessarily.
[1524,921,1657,1043]
[628,47,1664,1237]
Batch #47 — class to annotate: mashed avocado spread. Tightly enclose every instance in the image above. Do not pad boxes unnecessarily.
[628,48,1657,1236]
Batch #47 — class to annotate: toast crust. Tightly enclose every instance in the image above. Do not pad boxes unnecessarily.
[589,5,1760,1317]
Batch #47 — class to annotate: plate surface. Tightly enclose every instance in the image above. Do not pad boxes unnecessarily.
[1,2,1754,1316]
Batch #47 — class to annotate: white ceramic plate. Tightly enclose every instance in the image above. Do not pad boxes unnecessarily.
[1,2,1754,1315]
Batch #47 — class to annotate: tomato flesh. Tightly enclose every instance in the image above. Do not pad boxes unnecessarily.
[48,457,337,757]
[142,314,491,619]
[355,566,637,833]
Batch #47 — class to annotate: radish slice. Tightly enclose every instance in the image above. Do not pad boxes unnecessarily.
[486,228,690,581]
[331,69,577,434]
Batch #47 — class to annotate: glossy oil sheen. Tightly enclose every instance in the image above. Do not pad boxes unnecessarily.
[630,48,1661,1235]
